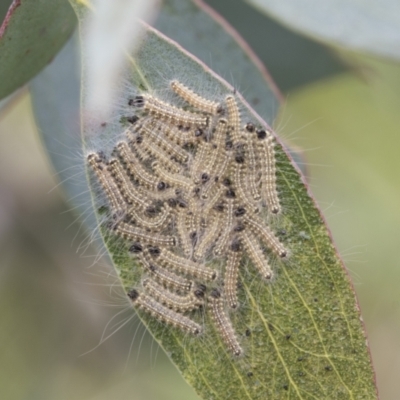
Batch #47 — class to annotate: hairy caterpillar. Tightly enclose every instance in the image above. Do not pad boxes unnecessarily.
[87,81,285,356]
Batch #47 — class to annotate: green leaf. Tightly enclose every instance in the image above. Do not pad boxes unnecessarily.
[69,2,378,399]
[154,0,333,174]
[245,0,400,61]
[277,53,400,399]
[203,0,348,92]
[29,32,102,235]
[29,35,200,400]
[0,0,76,101]
[0,1,11,27]
[155,0,281,124]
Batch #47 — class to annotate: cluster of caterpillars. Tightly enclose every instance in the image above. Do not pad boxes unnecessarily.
[87,80,287,357]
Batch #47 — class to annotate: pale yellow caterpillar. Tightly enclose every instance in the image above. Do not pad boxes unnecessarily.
[137,250,192,292]
[209,288,242,356]
[87,152,126,214]
[130,94,209,127]
[128,289,202,335]
[240,230,273,280]
[142,278,203,312]
[170,80,223,115]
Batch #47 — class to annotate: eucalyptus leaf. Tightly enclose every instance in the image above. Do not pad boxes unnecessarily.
[245,0,400,61]
[155,0,326,175]
[29,32,101,236]
[0,0,76,101]
[156,0,281,124]
[70,1,377,399]
[203,0,348,92]
[0,1,11,27]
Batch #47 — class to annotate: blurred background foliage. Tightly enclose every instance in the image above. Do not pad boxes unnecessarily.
[0,0,399,399]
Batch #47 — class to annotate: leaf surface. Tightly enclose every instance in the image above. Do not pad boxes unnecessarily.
[155,0,281,124]
[67,2,378,399]
[29,32,101,235]
[0,0,76,101]
[202,0,349,92]
[245,0,400,61]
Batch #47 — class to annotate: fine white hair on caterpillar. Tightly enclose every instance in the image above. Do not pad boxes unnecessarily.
[155,247,217,281]
[130,94,209,127]
[86,80,286,356]
[113,221,176,247]
[224,248,242,310]
[209,288,242,356]
[213,198,235,257]
[128,288,202,335]
[240,230,273,281]
[253,126,281,214]
[243,214,287,258]
[115,141,159,190]
[87,152,127,216]
[225,95,242,146]
[107,157,154,210]
[193,215,222,261]
[170,80,223,116]
[133,118,190,163]
[137,249,193,292]
[142,278,204,312]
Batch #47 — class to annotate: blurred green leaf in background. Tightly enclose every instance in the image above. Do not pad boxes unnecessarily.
[205,0,349,92]
[277,53,400,400]
[0,0,76,101]
[245,0,400,61]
